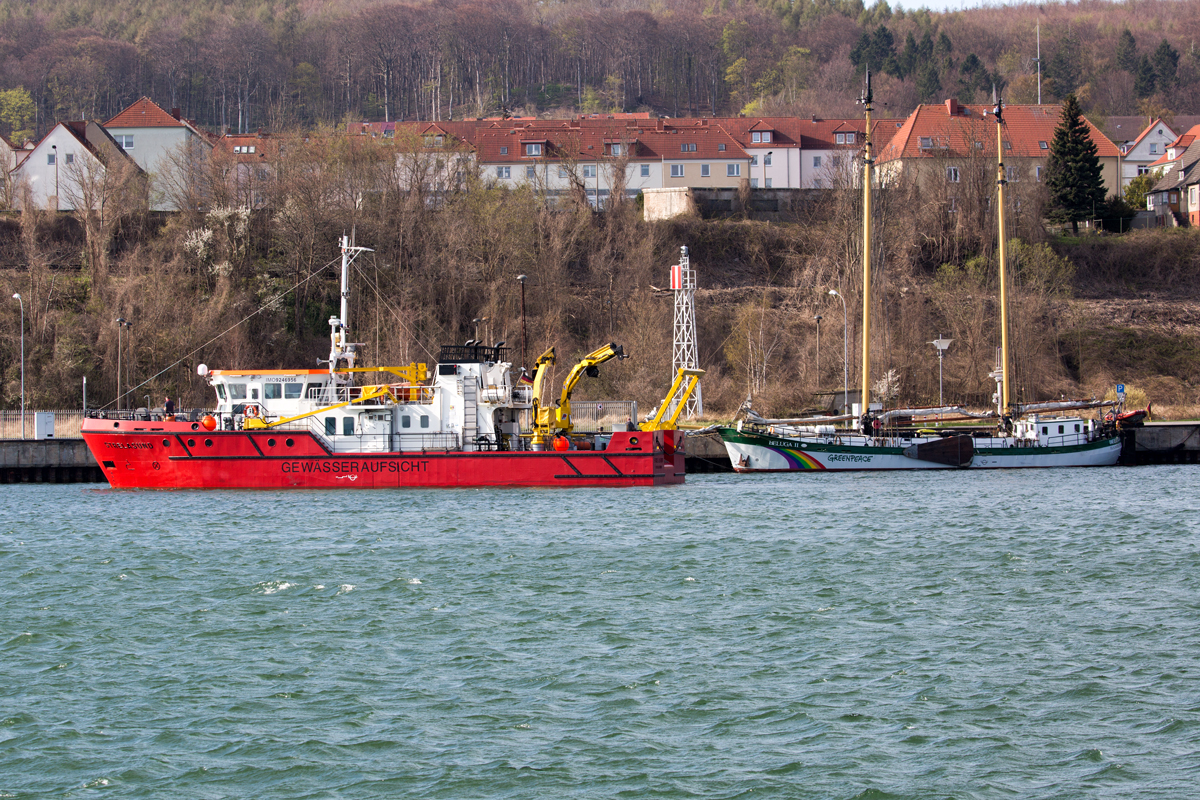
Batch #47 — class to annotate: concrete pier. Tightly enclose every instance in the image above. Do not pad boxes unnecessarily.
[685,432,733,473]
[1121,422,1200,465]
[0,439,106,484]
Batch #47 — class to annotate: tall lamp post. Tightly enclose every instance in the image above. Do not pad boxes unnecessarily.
[116,317,132,411]
[517,275,528,371]
[763,151,772,188]
[51,144,58,211]
[829,289,848,413]
[13,293,24,439]
[931,335,953,410]
[814,314,822,386]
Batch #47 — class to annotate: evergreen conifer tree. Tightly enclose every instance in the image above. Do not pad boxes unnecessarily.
[1045,94,1107,235]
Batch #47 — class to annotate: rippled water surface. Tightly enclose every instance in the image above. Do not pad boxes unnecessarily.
[3,468,1200,799]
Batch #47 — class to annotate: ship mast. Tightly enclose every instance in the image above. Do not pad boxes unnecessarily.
[859,70,874,419]
[993,90,1012,417]
[328,234,374,379]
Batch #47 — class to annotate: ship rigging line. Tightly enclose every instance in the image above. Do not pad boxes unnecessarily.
[105,254,346,410]
[351,261,439,361]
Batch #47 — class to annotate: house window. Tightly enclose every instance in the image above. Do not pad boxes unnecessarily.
[671,164,684,178]
[47,153,55,165]
[582,165,597,178]
[1138,165,1151,175]
[765,178,772,188]
[752,132,761,143]
[525,143,542,156]
[500,147,508,155]
[559,167,569,178]
[1006,165,1019,182]
[946,167,961,183]
[750,155,758,166]
[764,153,772,166]
[813,178,823,189]
[115,135,134,150]
[762,131,772,143]
[718,144,726,151]
[948,197,958,212]
[846,132,855,144]
[1003,141,1012,150]
[640,164,649,177]
[680,143,697,152]
[836,133,845,144]
[1036,166,1044,182]
[750,178,759,188]
[813,156,822,168]
[526,165,535,179]
[919,136,933,149]
[727,164,741,177]
[496,166,510,179]
[1150,144,1158,155]
[1039,141,1048,150]
[1170,191,1178,203]
[65,153,74,164]
[701,164,710,177]
[974,141,984,150]
[610,144,622,156]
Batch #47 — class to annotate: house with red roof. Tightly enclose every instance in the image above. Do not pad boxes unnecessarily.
[1117,118,1176,190]
[104,97,214,211]
[10,121,144,211]
[1146,137,1200,226]
[876,99,1120,217]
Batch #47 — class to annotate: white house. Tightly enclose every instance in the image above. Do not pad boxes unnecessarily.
[104,97,213,211]
[1119,118,1177,189]
[10,120,143,211]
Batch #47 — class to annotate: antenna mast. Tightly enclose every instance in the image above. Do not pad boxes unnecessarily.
[993,90,1012,418]
[671,246,702,418]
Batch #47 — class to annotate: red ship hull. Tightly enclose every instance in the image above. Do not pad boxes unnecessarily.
[82,418,686,489]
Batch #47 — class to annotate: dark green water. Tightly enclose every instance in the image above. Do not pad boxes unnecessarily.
[3,468,1198,798]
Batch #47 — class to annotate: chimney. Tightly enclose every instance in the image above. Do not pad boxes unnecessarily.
[946,99,960,116]
[171,107,181,120]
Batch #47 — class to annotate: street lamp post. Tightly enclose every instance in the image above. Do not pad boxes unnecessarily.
[51,144,58,211]
[814,314,822,386]
[931,335,953,410]
[517,275,528,371]
[13,293,24,439]
[829,289,848,414]
[763,151,772,189]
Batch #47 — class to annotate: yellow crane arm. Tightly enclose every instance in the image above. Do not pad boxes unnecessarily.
[553,342,626,432]
[641,368,705,431]
[249,383,395,429]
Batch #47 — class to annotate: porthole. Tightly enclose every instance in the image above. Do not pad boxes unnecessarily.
[285,438,294,447]
[191,422,199,431]
[629,436,639,445]
[162,439,171,447]
[267,438,276,447]
[204,438,213,447]
[187,438,196,447]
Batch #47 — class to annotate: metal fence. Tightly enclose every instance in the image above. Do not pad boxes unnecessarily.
[0,410,86,439]
[569,401,639,432]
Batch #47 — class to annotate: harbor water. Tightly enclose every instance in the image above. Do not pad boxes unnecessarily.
[2,468,1198,798]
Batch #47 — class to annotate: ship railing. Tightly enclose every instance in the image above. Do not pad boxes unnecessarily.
[569,400,638,432]
[512,385,533,406]
[84,408,215,425]
[306,384,433,405]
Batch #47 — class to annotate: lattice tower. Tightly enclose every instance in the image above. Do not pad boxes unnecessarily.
[671,246,702,418]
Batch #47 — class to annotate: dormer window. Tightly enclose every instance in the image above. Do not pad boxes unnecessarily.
[610,143,622,156]
[751,131,772,143]
[919,136,933,149]
[525,143,542,156]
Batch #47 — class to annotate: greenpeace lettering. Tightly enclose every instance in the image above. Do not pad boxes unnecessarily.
[281,460,431,474]
[827,454,872,463]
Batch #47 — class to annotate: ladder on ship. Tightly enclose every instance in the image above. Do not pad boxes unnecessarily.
[462,379,478,451]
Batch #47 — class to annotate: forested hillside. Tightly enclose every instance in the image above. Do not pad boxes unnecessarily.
[3,0,1200,143]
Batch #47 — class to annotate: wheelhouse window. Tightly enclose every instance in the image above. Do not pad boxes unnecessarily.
[401,415,411,428]
[265,384,282,400]
[420,415,430,428]
[284,383,302,399]
[343,417,355,436]
[325,417,337,436]
[228,383,247,400]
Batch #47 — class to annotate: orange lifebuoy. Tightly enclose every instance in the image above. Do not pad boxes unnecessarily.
[245,405,259,418]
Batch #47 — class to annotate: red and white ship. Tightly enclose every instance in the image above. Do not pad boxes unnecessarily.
[82,238,696,489]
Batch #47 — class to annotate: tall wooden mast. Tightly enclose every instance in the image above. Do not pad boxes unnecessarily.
[994,90,1012,415]
[860,70,874,418]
